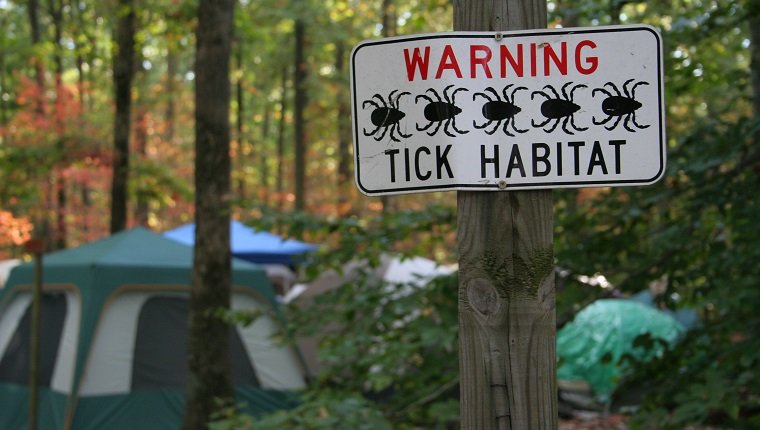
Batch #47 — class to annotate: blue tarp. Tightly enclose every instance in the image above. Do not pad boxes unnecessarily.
[164,220,318,266]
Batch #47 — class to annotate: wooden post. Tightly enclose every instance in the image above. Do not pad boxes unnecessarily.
[454,1,557,429]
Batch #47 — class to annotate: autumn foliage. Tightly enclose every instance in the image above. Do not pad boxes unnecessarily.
[0,210,32,259]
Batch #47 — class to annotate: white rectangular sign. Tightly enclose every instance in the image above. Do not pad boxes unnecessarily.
[350,25,666,196]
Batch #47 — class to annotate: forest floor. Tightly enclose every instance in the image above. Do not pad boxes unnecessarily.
[558,413,721,429]
[559,413,628,430]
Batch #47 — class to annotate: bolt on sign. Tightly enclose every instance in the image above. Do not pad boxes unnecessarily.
[350,25,666,196]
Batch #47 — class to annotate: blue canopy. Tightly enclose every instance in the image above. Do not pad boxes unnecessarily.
[164,220,318,266]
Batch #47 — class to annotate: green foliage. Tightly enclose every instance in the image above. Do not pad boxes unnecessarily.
[248,391,393,430]
[1,0,759,426]
[298,273,459,412]
[130,157,194,206]
[208,399,256,430]
[234,3,760,426]
[552,0,760,425]
[250,204,456,279]
[244,206,460,428]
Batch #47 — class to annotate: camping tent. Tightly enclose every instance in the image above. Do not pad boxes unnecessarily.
[0,228,305,430]
[164,220,318,266]
[0,259,20,288]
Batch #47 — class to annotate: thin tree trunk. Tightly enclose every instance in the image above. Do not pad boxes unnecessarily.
[27,0,52,245]
[293,18,307,211]
[454,1,557,429]
[68,0,87,111]
[276,64,288,213]
[335,40,353,216]
[382,0,396,36]
[27,0,46,116]
[110,0,135,233]
[48,0,67,250]
[166,41,177,144]
[182,0,235,427]
[609,0,624,25]
[260,99,272,204]
[380,0,395,213]
[75,45,86,112]
[751,3,760,141]
[74,0,97,113]
[134,105,149,226]
[0,14,6,127]
[235,39,246,199]
[80,182,91,239]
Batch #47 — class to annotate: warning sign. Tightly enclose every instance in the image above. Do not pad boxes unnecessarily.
[350,25,666,196]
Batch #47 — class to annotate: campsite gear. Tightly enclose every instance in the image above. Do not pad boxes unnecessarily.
[288,254,456,377]
[164,220,318,266]
[0,228,305,430]
[557,299,685,401]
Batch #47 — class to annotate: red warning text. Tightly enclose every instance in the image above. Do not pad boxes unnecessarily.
[403,39,599,82]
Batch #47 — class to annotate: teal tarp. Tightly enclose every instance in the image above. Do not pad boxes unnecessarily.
[557,299,685,400]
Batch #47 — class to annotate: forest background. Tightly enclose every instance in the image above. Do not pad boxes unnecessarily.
[1,0,759,428]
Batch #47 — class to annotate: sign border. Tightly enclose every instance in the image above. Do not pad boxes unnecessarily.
[350,24,666,196]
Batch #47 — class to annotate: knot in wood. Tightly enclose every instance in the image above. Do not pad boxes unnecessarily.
[466,278,500,316]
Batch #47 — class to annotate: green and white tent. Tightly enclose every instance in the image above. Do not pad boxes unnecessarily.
[0,228,306,429]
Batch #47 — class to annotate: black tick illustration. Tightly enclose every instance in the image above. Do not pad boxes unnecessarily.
[592,79,650,132]
[532,82,588,135]
[473,84,528,136]
[415,84,469,137]
[363,90,412,142]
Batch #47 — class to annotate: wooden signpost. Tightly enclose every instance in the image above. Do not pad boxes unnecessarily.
[455,3,555,428]
[457,3,553,428]
[349,1,665,428]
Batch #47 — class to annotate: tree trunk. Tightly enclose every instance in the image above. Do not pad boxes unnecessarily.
[110,0,135,233]
[27,0,52,244]
[454,1,557,429]
[166,39,177,144]
[27,0,46,116]
[335,40,353,215]
[293,18,307,211]
[609,0,625,25]
[380,0,395,213]
[71,0,96,112]
[381,0,396,38]
[259,98,272,204]
[0,15,6,127]
[235,39,246,199]
[751,2,760,142]
[134,104,149,226]
[276,65,288,213]
[48,0,67,250]
[182,0,235,428]
[554,0,579,28]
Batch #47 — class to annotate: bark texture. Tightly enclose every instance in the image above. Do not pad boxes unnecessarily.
[110,0,135,233]
[455,1,557,429]
[294,18,307,211]
[182,0,235,428]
